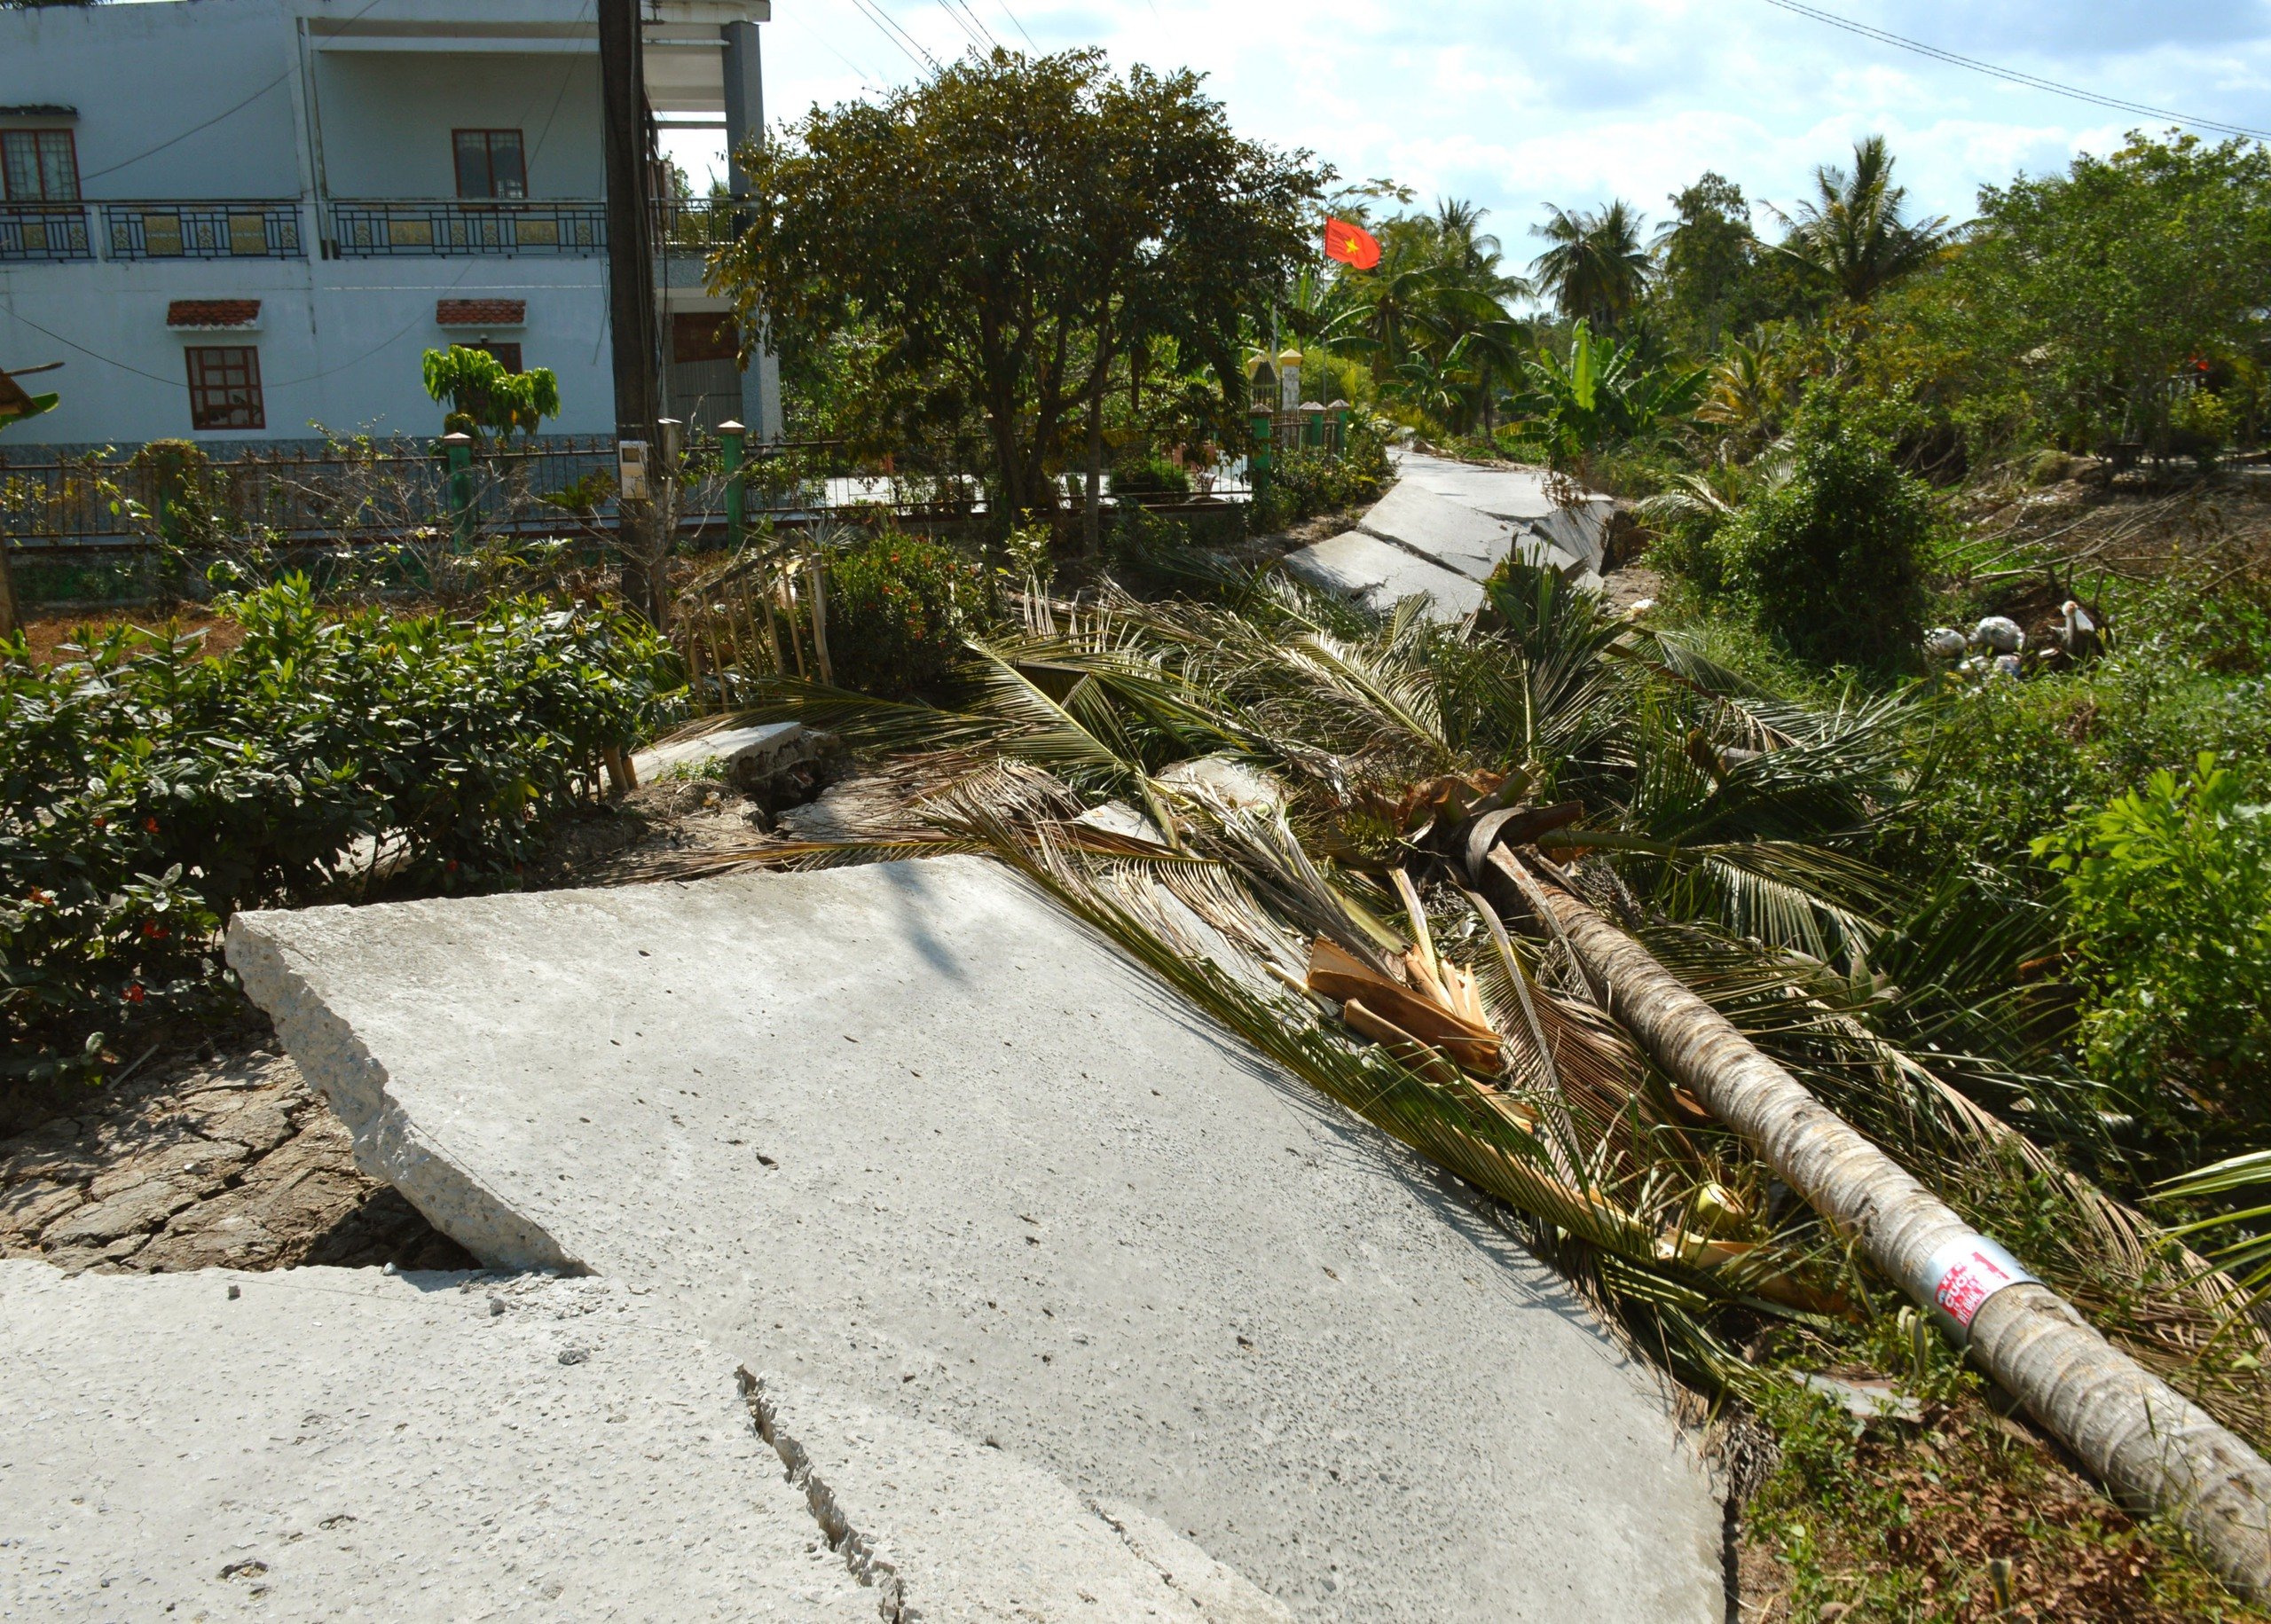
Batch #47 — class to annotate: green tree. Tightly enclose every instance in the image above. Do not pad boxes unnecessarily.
[420,346,561,440]
[715,50,1320,544]
[1509,318,1704,474]
[1949,131,2271,454]
[1717,411,1932,671]
[1769,135,1950,303]
[1530,200,1651,329]
[1653,172,1756,351]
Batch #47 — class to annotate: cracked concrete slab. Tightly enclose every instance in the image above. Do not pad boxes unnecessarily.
[1354,482,1536,581]
[228,857,1723,1621]
[1281,530,1486,621]
[0,1261,872,1622]
[744,1370,1292,1621]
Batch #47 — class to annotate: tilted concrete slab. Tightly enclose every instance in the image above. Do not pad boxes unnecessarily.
[228,858,1723,1621]
[1531,498,1615,574]
[1281,530,1485,622]
[0,1262,873,1622]
[1393,454,1563,522]
[1354,481,1530,581]
[636,720,828,788]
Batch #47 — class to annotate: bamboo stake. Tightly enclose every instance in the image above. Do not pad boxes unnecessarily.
[777,570,807,679]
[805,555,834,686]
[756,576,784,675]
[1486,849,2271,1595]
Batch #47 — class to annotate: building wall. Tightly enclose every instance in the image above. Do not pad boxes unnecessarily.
[314,51,602,200]
[0,0,680,451]
[0,0,303,200]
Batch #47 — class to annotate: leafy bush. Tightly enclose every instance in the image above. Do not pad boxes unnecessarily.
[2,579,676,1088]
[1263,412,1395,529]
[1894,569,2271,875]
[824,528,982,698]
[2035,755,2271,1131]
[1717,417,1933,672]
[1110,449,1191,497]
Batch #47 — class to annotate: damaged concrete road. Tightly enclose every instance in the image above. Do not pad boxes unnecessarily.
[225,856,1722,1620]
[1285,455,1612,621]
[1,1263,874,1621]
[2,1259,1283,1621]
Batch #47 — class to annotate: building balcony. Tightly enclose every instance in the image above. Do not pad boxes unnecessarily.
[104,202,303,261]
[0,202,95,263]
[328,200,606,259]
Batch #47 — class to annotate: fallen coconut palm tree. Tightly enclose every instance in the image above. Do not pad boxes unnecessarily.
[641,559,2271,1589]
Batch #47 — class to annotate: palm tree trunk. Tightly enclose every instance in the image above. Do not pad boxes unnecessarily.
[1489,851,2271,1595]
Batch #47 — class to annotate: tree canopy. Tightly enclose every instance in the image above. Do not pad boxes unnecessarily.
[1770,135,1951,303]
[714,49,1322,524]
[1945,132,2271,453]
[1530,200,1651,329]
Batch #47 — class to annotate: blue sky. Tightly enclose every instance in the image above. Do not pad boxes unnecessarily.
[678,0,2271,255]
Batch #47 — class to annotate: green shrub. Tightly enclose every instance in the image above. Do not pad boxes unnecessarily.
[1718,418,1933,672]
[1110,449,1191,497]
[2035,754,2271,1132]
[1,578,676,1089]
[824,529,982,698]
[1267,412,1394,526]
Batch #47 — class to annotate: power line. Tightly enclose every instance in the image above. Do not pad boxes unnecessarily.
[846,0,939,75]
[933,0,985,52]
[993,0,1036,50]
[785,7,885,88]
[1757,0,2271,143]
[949,0,1003,52]
[80,0,395,182]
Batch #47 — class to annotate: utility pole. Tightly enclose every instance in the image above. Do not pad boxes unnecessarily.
[599,0,663,623]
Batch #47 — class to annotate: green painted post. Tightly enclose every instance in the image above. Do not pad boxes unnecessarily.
[719,419,746,551]
[1302,402,1325,450]
[1248,407,1273,506]
[441,432,475,552]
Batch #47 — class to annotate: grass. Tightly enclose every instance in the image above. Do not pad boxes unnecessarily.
[1741,1352,2270,1621]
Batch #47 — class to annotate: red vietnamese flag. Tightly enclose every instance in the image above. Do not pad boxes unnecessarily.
[1324,218,1381,271]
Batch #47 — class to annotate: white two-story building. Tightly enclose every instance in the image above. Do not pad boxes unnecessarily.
[0,0,778,450]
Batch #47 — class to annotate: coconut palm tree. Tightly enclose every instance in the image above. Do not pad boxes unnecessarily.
[1770,135,1952,302]
[1529,200,1652,329]
[645,550,2271,1588]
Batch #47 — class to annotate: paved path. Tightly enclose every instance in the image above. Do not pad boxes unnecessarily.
[225,856,1723,1621]
[1285,454,1613,619]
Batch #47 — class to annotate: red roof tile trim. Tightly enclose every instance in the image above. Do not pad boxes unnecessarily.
[165,299,261,329]
[436,298,527,327]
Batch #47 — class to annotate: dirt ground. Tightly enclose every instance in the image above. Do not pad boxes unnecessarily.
[0,1040,475,1276]
[0,774,783,1280]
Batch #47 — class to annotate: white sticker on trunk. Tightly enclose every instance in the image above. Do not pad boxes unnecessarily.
[1921,1236,2038,1340]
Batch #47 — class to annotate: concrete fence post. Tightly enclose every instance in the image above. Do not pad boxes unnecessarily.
[440,433,475,553]
[1248,408,1273,509]
[719,419,746,551]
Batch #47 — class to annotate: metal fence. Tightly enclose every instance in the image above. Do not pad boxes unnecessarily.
[0,435,1260,555]
[103,201,303,262]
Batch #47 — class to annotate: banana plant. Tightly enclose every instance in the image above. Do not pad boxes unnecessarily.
[1510,319,1705,470]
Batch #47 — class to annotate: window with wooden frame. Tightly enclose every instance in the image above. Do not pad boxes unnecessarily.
[470,341,523,373]
[672,312,740,365]
[1,129,81,201]
[452,129,528,200]
[185,346,264,431]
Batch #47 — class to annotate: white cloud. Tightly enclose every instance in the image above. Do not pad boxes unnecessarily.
[664,0,2271,254]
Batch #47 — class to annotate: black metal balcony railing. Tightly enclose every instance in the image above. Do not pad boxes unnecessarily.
[0,202,94,263]
[104,201,303,261]
[329,200,606,258]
